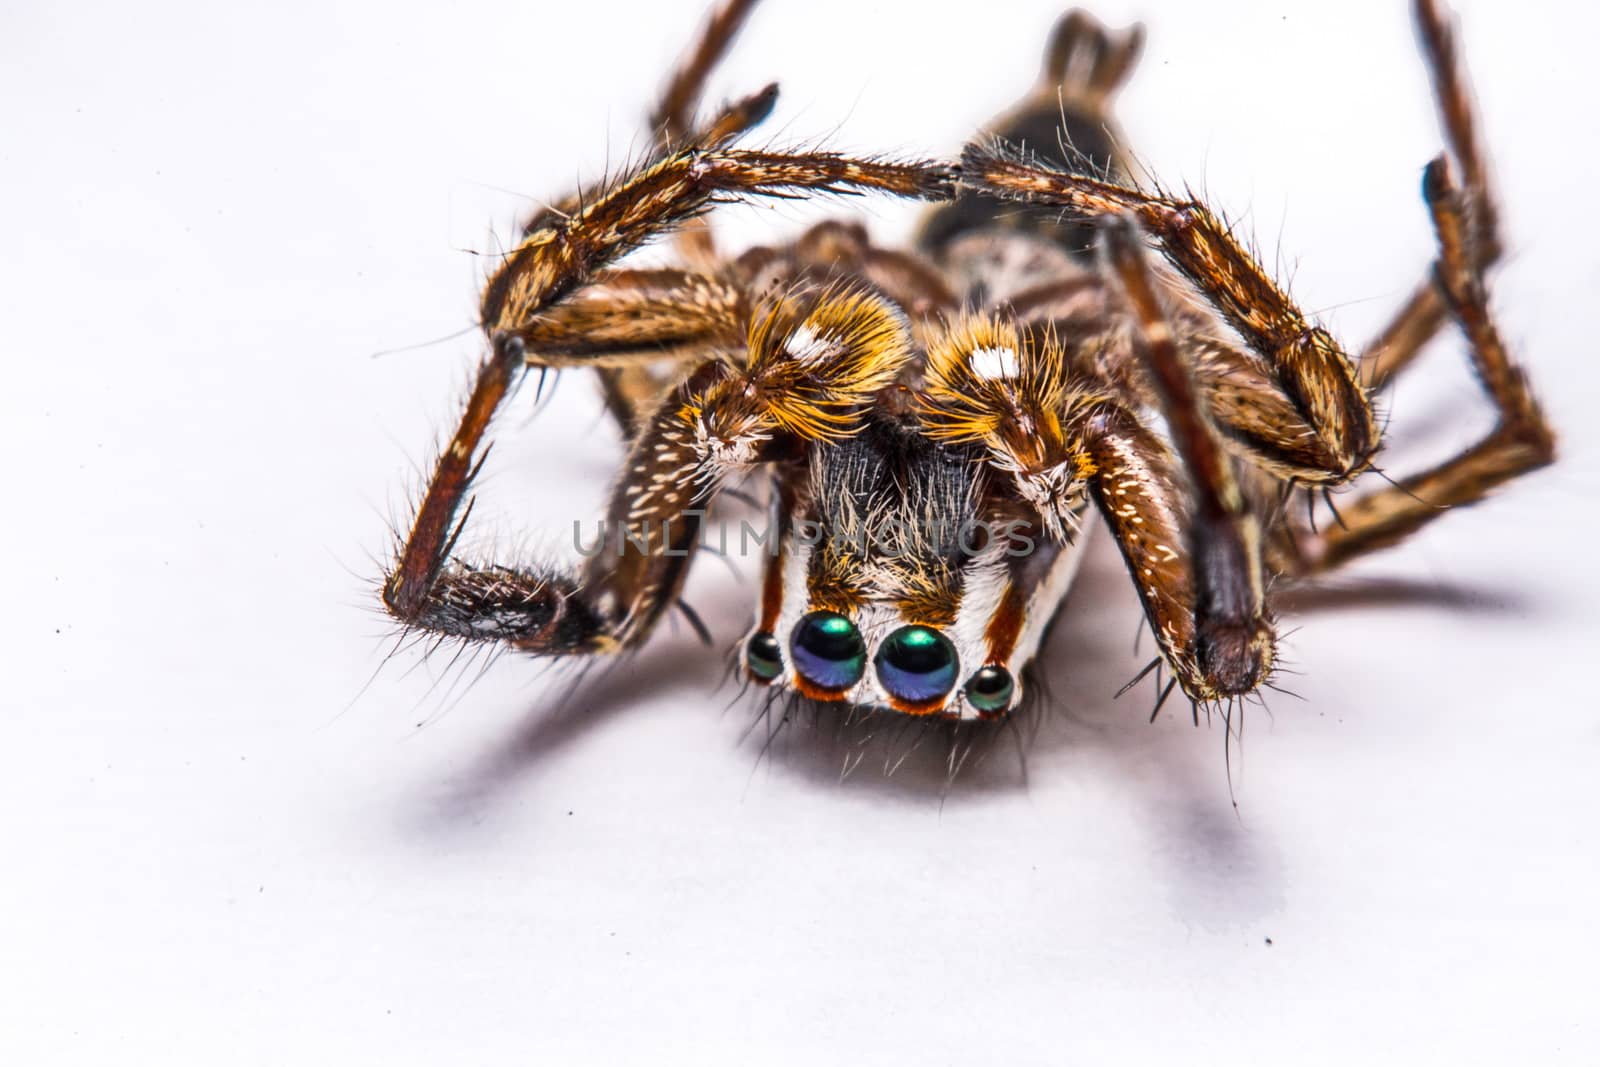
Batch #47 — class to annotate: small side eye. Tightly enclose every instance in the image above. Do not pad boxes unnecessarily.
[790,611,867,691]
[965,665,1014,715]
[875,625,958,703]
[745,631,783,682]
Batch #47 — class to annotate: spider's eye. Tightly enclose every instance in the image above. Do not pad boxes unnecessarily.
[745,631,783,682]
[790,611,866,691]
[964,665,1015,715]
[874,625,958,704]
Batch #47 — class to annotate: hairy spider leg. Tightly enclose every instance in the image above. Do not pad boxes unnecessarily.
[1360,0,1503,390]
[1098,215,1274,699]
[1294,156,1554,573]
[383,147,954,653]
[506,1,773,437]
[515,268,748,437]
[959,143,1380,488]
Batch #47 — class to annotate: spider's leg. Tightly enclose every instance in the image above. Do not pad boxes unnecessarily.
[517,0,770,242]
[384,148,952,649]
[384,314,894,656]
[516,86,776,246]
[962,143,1379,488]
[648,0,773,270]
[1071,401,1273,703]
[482,148,951,337]
[650,0,763,149]
[387,360,733,654]
[514,71,778,442]
[509,0,774,444]
[516,267,749,438]
[1291,158,1553,574]
[589,0,780,432]
[514,269,746,366]
[1097,216,1274,699]
[1361,0,1501,390]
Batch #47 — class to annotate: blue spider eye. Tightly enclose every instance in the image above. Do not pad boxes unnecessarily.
[965,665,1014,715]
[745,631,783,682]
[790,611,867,691]
[874,625,958,704]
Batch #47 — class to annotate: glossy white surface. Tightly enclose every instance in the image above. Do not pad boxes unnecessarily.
[4,0,1597,1061]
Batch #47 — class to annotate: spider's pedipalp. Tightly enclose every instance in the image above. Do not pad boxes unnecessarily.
[729,283,913,443]
[917,314,1103,540]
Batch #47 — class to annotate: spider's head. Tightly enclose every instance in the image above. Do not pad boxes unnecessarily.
[739,404,1086,721]
[746,609,1021,721]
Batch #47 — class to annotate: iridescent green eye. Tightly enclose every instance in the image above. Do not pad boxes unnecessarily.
[965,665,1014,714]
[790,611,866,691]
[745,631,783,681]
[874,625,958,703]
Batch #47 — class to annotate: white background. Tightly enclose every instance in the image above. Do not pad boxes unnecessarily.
[4,0,1598,1062]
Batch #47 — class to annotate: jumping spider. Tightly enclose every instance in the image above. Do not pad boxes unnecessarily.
[382,0,1552,729]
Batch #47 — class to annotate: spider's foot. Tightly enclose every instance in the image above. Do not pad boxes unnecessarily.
[383,562,603,653]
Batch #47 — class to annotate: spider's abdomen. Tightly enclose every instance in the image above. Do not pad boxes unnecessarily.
[918,103,1122,264]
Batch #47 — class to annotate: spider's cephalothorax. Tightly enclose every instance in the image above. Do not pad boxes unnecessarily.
[744,351,1091,720]
[381,0,1553,732]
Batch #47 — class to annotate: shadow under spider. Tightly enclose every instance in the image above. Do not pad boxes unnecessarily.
[408,523,1529,921]
[420,524,1536,811]
[410,638,727,831]
[1274,574,1531,615]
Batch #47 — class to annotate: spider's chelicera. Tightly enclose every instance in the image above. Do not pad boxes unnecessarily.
[381,0,1552,727]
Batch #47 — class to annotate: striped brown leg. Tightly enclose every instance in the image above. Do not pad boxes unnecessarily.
[517,267,749,437]
[383,148,953,653]
[647,0,770,270]
[545,0,772,438]
[1097,216,1274,700]
[649,0,763,147]
[1295,158,1554,574]
[517,0,771,244]
[1361,0,1501,390]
